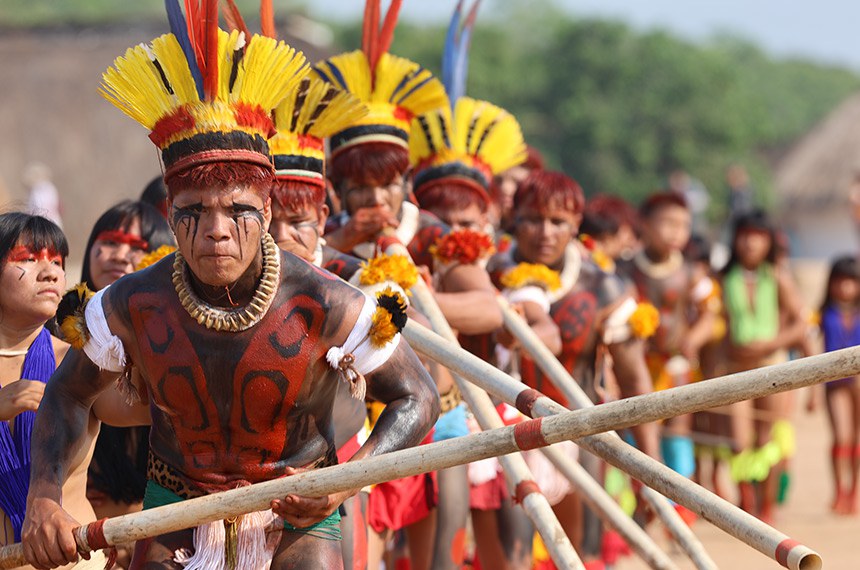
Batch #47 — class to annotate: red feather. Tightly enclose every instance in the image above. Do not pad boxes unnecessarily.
[184,0,205,76]
[374,0,402,72]
[203,0,219,100]
[361,0,375,59]
[221,0,250,38]
[260,0,276,39]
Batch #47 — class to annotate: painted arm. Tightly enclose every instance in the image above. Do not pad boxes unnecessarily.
[272,342,439,527]
[434,263,503,334]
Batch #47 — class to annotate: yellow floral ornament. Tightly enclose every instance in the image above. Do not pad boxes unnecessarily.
[629,302,660,339]
[369,287,408,348]
[58,284,96,350]
[500,262,562,292]
[359,254,419,292]
[135,245,177,271]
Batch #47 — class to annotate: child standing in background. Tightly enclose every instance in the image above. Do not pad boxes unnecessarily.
[818,256,860,515]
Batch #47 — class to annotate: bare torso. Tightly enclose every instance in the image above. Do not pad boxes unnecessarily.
[104,251,364,494]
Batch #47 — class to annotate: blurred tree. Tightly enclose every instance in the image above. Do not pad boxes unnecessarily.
[337,2,860,225]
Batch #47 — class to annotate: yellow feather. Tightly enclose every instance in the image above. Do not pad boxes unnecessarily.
[151,34,199,106]
[410,97,526,176]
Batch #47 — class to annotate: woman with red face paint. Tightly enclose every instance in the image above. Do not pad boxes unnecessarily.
[0,212,145,569]
[78,200,172,569]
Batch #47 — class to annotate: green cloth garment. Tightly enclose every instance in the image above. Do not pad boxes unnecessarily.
[143,480,343,541]
[723,264,778,345]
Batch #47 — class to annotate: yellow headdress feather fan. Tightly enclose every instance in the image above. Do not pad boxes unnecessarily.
[313,0,448,155]
[99,0,309,184]
[269,76,368,187]
[410,97,526,203]
[409,2,526,206]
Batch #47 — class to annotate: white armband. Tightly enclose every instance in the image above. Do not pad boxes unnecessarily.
[326,294,402,400]
[602,297,639,345]
[504,285,552,314]
[82,287,126,372]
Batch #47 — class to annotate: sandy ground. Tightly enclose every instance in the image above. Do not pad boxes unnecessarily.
[614,405,857,569]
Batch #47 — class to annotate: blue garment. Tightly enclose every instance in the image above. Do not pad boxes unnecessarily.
[0,328,55,541]
[821,305,860,388]
[432,403,469,442]
[661,435,696,479]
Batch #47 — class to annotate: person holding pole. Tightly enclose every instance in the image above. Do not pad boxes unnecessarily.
[20,5,438,569]
[617,192,717,525]
[487,170,660,568]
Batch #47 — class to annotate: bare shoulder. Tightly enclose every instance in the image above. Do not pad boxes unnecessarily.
[50,334,70,364]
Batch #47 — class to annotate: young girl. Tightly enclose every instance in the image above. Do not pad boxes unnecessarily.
[819,256,860,515]
[722,210,807,522]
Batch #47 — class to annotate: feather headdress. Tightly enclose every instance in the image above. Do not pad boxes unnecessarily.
[99,0,308,182]
[409,1,526,203]
[312,0,448,155]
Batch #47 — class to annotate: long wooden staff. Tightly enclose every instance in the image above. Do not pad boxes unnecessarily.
[496,296,717,570]
[403,321,855,570]
[387,241,584,569]
[1,334,842,570]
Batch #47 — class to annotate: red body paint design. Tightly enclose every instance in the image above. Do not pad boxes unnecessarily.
[128,287,332,491]
[6,245,64,266]
[96,230,149,251]
[520,289,598,407]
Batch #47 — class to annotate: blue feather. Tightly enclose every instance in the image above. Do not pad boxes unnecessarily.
[442,0,462,101]
[452,0,480,104]
[165,0,204,99]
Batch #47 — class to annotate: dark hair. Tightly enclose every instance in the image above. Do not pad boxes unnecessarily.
[821,255,860,312]
[722,209,776,273]
[0,211,69,268]
[639,191,688,219]
[80,200,174,289]
[684,234,711,264]
[140,175,168,217]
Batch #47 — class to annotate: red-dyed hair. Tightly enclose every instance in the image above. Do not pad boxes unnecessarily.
[166,162,273,198]
[523,145,545,171]
[270,179,326,214]
[329,142,410,189]
[416,180,489,214]
[586,194,639,231]
[639,191,688,219]
[513,170,585,216]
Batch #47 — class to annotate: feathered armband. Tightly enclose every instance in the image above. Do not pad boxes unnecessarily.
[57,284,96,350]
[326,288,407,400]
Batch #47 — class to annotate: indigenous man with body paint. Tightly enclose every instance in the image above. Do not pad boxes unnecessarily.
[487,171,661,569]
[21,6,438,570]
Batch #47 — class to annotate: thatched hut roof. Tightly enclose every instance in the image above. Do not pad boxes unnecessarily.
[775,92,860,215]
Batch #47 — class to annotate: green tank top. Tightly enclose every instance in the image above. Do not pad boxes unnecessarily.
[723,264,779,345]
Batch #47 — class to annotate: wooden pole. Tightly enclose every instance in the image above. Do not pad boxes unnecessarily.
[404,321,852,570]
[497,296,717,570]
[1,339,841,569]
[403,263,585,569]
